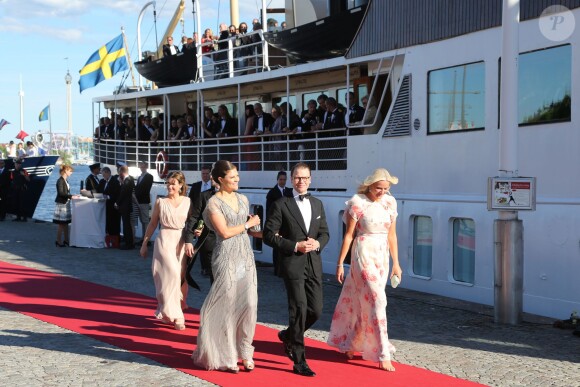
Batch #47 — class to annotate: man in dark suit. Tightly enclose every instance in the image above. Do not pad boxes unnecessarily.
[133,161,153,244]
[345,91,365,135]
[264,162,330,377]
[0,160,11,221]
[266,171,293,276]
[115,165,135,249]
[184,177,217,283]
[162,36,180,57]
[85,163,101,192]
[188,165,213,276]
[99,166,121,248]
[252,103,274,134]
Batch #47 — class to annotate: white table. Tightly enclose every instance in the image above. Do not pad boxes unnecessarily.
[70,198,106,248]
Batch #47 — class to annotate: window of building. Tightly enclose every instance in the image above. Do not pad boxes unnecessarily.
[452,218,475,284]
[412,216,432,277]
[272,95,297,113]
[519,44,571,125]
[303,91,328,111]
[428,62,485,133]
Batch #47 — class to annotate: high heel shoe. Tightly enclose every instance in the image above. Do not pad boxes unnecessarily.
[345,351,354,360]
[242,359,255,372]
[63,240,69,247]
[55,241,64,247]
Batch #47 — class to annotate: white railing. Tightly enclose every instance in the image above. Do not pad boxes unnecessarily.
[93,128,348,176]
[196,30,271,82]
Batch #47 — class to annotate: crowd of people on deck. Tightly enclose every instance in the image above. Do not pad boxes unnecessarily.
[46,158,402,376]
[94,91,381,146]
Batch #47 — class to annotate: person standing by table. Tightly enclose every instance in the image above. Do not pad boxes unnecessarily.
[115,165,135,250]
[327,168,402,372]
[140,171,191,331]
[99,167,121,248]
[85,163,101,192]
[133,161,153,245]
[53,165,79,247]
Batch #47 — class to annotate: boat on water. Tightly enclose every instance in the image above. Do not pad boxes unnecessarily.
[2,156,60,219]
[90,0,580,319]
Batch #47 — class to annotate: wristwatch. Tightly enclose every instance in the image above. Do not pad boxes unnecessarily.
[244,223,249,230]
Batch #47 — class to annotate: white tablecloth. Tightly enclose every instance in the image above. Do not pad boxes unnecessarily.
[70,198,106,248]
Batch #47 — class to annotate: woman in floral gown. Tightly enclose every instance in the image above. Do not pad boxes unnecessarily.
[327,168,402,371]
[192,160,262,373]
[140,171,190,331]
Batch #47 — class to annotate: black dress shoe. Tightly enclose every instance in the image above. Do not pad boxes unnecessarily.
[277,330,294,361]
[293,362,316,377]
[120,245,134,250]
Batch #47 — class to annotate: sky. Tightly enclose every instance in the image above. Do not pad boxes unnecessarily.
[0,0,284,144]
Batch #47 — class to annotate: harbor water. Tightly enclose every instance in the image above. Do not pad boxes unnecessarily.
[33,165,90,222]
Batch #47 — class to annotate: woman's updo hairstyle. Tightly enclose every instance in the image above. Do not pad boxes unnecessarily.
[357,168,398,194]
[211,160,237,184]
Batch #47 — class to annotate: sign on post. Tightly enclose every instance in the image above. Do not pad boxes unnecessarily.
[487,177,536,211]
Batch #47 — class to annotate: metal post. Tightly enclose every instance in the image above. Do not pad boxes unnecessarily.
[137,1,156,90]
[495,0,522,325]
[494,219,523,324]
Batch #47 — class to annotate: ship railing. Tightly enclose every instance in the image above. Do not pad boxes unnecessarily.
[196,30,275,82]
[93,128,348,173]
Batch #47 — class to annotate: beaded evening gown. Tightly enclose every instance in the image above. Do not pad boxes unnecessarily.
[192,193,257,371]
[327,193,398,362]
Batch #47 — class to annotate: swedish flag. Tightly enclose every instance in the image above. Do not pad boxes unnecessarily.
[79,34,128,93]
[38,105,49,121]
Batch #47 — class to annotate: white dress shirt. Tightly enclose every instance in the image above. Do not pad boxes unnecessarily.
[293,189,311,233]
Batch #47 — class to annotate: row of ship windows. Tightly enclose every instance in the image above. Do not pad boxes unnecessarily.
[248,204,475,285]
[428,44,571,133]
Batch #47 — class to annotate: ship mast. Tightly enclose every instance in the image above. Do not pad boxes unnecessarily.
[19,75,24,136]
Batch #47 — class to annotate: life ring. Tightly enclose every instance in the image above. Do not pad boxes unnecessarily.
[156,150,169,179]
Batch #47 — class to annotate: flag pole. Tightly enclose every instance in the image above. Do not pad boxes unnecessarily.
[49,102,53,154]
[122,27,137,87]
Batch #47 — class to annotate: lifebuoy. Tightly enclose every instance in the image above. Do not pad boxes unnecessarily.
[156,150,169,178]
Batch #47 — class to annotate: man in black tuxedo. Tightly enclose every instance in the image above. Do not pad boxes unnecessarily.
[115,165,135,249]
[184,177,217,283]
[99,167,121,248]
[264,162,330,377]
[187,165,213,276]
[265,171,293,276]
[133,161,153,244]
[345,91,365,135]
[162,36,180,57]
[85,163,101,192]
[0,160,10,221]
[252,103,274,134]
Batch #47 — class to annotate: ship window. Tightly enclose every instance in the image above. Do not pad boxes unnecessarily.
[412,216,432,277]
[337,87,354,107]
[272,95,297,114]
[519,44,571,125]
[303,91,328,111]
[452,218,475,284]
[428,62,485,134]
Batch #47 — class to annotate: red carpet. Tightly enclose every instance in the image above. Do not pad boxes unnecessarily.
[0,261,483,386]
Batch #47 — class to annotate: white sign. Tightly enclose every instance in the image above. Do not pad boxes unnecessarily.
[487,177,536,211]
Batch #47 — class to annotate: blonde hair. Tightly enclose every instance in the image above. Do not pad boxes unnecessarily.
[357,168,398,194]
[59,164,73,175]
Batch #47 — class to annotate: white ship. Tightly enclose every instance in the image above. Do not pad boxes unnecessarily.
[91,0,580,319]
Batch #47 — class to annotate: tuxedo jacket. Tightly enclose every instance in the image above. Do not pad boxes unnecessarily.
[217,117,238,138]
[263,195,330,280]
[187,181,207,206]
[162,44,180,57]
[184,187,215,247]
[134,172,153,204]
[347,104,365,124]
[116,176,135,212]
[266,185,293,219]
[253,113,274,132]
[85,174,100,192]
[98,177,120,210]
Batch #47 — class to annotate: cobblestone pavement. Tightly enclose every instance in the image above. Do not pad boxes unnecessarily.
[0,221,578,386]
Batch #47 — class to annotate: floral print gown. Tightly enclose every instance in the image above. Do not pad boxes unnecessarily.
[327,193,398,362]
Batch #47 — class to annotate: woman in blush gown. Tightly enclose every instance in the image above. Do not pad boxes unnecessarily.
[140,171,190,331]
[192,160,262,373]
[327,168,403,372]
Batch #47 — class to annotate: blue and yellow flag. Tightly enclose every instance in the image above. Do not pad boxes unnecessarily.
[38,105,49,121]
[79,34,128,93]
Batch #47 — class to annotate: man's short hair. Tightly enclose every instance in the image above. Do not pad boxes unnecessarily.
[291,162,311,177]
[277,171,287,179]
[119,165,129,174]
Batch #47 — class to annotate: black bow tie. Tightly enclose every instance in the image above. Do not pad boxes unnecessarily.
[298,193,311,201]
